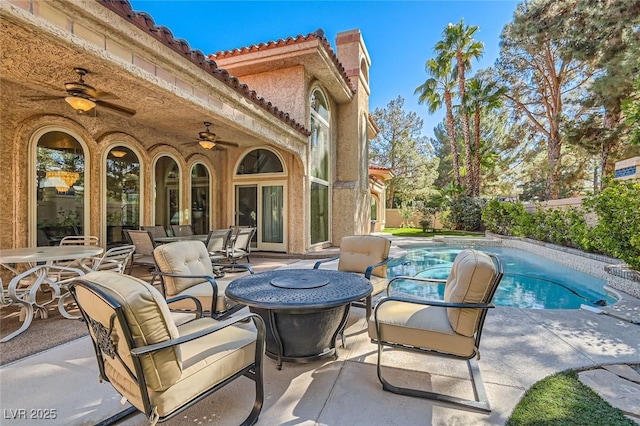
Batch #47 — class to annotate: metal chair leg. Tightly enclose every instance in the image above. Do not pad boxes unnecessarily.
[375,339,491,414]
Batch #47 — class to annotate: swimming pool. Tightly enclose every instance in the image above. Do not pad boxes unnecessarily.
[388,245,617,309]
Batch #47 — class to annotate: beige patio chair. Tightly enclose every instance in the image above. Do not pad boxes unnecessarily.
[153,240,252,319]
[368,249,504,413]
[171,224,194,237]
[70,271,265,425]
[141,225,168,240]
[125,229,157,275]
[313,235,392,317]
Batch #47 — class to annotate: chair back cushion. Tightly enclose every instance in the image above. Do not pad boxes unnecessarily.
[74,271,182,393]
[338,235,391,278]
[154,241,214,296]
[444,249,498,337]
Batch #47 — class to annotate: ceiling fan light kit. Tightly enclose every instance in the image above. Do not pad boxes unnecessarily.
[64,95,96,112]
[198,140,216,150]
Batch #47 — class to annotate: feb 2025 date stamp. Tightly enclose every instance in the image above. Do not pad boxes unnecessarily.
[3,409,57,420]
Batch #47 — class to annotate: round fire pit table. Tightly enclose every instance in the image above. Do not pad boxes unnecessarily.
[226,269,372,369]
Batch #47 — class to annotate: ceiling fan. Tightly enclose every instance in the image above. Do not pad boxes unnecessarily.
[28,67,136,117]
[185,122,240,150]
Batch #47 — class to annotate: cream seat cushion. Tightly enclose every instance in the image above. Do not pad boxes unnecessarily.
[150,318,257,417]
[154,241,238,313]
[169,280,235,313]
[369,274,389,297]
[368,301,475,358]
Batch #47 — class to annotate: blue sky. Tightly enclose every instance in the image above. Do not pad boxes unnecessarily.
[129,1,520,138]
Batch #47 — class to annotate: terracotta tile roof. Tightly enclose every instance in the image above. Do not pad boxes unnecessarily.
[209,29,356,94]
[97,0,310,136]
[369,164,391,171]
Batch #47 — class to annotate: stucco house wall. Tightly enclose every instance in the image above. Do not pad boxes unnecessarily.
[1,0,374,256]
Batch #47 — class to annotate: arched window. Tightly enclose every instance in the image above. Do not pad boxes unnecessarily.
[105,146,140,247]
[35,130,87,245]
[310,89,330,244]
[236,149,284,175]
[190,163,210,235]
[154,156,180,229]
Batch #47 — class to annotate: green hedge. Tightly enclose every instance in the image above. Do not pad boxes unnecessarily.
[482,181,640,270]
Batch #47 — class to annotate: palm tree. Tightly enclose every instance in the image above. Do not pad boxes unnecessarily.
[415,57,461,187]
[463,76,506,195]
[435,20,484,195]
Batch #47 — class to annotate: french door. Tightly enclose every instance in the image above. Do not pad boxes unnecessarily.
[235,182,286,252]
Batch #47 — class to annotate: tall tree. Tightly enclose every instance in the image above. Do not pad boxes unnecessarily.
[415,57,461,187]
[435,19,484,194]
[462,74,506,195]
[523,0,640,186]
[496,3,593,200]
[370,96,438,208]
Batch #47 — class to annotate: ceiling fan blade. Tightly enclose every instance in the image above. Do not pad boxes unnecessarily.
[215,140,239,147]
[95,99,136,117]
[93,89,119,100]
[23,95,66,101]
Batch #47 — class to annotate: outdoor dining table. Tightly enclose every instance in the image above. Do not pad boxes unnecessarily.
[0,245,104,342]
[226,268,372,369]
[154,234,209,244]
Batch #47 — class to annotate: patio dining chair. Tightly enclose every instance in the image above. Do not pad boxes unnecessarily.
[141,225,168,240]
[51,235,101,276]
[70,271,266,425]
[313,235,392,318]
[124,230,158,275]
[205,228,234,264]
[80,245,136,274]
[171,224,194,237]
[1,264,85,342]
[153,240,253,319]
[59,235,100,246]
[368,249,504,413]
[227,227,256,264]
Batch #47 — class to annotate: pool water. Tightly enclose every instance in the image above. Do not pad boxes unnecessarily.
[388,245,616,309]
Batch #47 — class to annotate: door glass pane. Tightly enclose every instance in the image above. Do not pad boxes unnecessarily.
[310,182,329,244]
[262,185,283,244]
[191,164,209,235]
[36,131,85,246]
[106,147,140,247]
[236,186,258,228]
[155,156,179,229]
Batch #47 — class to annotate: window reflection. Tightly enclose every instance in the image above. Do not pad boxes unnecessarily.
[236,149,283,174]
[155,156,180,229]
[191,164,210,235]
[106,147,140,247]
[310,89,330,244]
[36,131,85,246]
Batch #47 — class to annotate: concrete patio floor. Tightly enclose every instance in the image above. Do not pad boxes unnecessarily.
[1,256,640,425]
